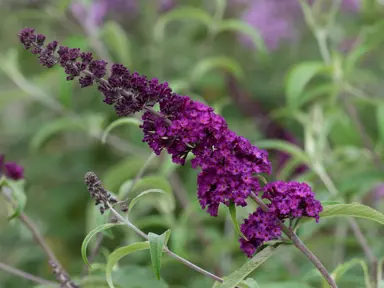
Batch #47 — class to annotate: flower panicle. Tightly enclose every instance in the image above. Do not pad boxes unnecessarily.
[18,28,323,258]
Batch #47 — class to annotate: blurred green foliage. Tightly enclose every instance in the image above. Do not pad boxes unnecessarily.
[1,0,384,287]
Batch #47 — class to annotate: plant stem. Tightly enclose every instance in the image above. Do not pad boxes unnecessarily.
[249,194,338,288]
[2,188,71,283]
[299,2,380,283]
[107,204,224,283]
[0,261,58,286]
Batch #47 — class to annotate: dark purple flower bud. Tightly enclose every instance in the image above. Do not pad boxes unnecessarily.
[89,60,107,79]
[36,34,46,46]
[18,28,36,49]
[79,75,94,88]
[4,162,24,180]
[80,52,93,65]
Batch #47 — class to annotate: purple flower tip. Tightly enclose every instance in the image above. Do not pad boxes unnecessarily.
[4,162,24,181]
[0,154,24,181]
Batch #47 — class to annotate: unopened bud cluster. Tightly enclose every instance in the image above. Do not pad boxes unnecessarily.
[84,172,117,214]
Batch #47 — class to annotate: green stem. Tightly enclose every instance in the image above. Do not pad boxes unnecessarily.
[107,204,224,283]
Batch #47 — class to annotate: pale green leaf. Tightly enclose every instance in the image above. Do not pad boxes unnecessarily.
[329,259,372,288]
[215,246,277,288]
[103,156,156,192]
[240,278,260,288]
[256,140,310,164]
[191,56,244,82]
[228,202,248,240]
[154,7,213,42]
[102,21,132,66]
[30,117,82,151]
[81,223,123,267]
[128,189,174,214]
[102,117,142,144]
[148,230,171,280]
[85,202,114,240]
[217,19,267,55]
[4,179,27,220]
[376,104,384,144]
[106,242,150,288]
[321,201,342,207]
[320,202,384,225]
[128,175,175,214]
[285,62,328,107]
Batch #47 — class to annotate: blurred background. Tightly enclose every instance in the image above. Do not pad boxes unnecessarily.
[1,0,384,287]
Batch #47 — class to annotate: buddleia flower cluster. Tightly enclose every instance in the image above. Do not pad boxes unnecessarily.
[18,28,323,256]
[239,181,323,257]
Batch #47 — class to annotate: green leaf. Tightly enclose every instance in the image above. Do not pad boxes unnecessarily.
[378,257,384,287]
[4,179,27,220]
[102,21,132,66]
[128,175,175,214]
[320,202,384,225]
[240,278,260,288]
[58,76,73,108]
[106,242,150,288]
[256,140,311,164]
[217,19,267,56]
[81,223,123,267]
[30,117,82,151]
[215,246,277,288]
[154,7,213,42]
[128,189,174,215]
[228,202,248,240]
[321,201,342,207]
[103,156,156,192]
[102,117,142,144]
[148,230,171,280]
[376,103,384,144]
[285,62,328,107]
[330,259,372,288]
[191,56,244,82]
[85,202,114,240]
[110,265,168,288]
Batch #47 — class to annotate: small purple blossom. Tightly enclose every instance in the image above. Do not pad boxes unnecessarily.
[0,154,24,181]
